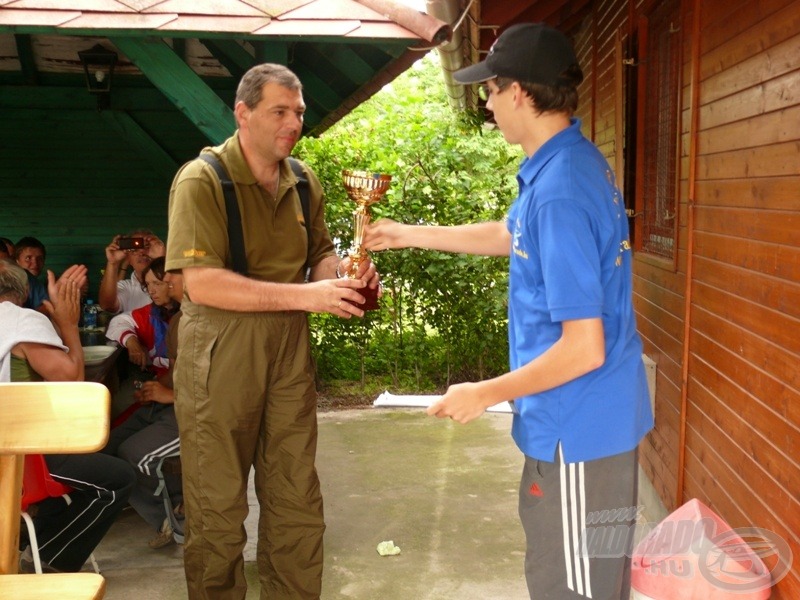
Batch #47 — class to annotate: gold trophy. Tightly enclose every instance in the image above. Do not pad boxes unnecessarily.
[341,169,392,310]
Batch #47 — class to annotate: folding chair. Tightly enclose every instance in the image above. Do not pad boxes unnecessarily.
[0,381,110,600]
[21,454,101,574]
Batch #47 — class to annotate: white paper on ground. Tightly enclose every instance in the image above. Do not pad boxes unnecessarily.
[376,540,401,556]
[373,391,512,413]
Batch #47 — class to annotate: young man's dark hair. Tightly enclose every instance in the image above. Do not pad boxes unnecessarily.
[494,62,583,114]
[12,236,48,309]
[14,236,46,260]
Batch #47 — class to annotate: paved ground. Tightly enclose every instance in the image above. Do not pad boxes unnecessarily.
[91,408,664,599]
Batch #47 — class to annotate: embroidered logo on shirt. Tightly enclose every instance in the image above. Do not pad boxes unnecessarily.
[513,218,528,259]
[183,249,207,258]
[616,239,631,267]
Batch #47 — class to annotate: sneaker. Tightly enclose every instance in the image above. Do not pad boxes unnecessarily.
[148,517,175,549]
[19,546,60,574]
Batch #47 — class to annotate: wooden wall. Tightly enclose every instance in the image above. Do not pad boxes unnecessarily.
[685,0,799,595]
[0,103,208,303]
[575,0,799,596]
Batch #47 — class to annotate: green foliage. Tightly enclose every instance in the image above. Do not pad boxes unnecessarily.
[297,55,521,391]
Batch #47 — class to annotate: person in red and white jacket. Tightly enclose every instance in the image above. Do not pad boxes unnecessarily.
[103,256,183,549]
[106,256,178,380]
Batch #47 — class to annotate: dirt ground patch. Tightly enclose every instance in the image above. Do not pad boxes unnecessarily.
[315,380,443,412]
[316,389,375,411]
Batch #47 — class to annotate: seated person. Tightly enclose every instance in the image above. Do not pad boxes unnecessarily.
[99,230,165,314]
[0,258,136,573]
[14,236,48,311]
[13,236,44,277]
[0,236,14,259]
[103,257,183,548]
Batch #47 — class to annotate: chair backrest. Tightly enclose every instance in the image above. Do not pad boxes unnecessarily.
[0,381,110,575]
[21,454,73,512]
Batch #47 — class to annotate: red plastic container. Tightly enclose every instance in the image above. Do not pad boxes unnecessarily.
[631,498,772,599]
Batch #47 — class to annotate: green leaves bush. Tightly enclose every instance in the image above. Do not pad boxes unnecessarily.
[296,55,521,392]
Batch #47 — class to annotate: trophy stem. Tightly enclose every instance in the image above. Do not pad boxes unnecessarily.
[349,207,371,276]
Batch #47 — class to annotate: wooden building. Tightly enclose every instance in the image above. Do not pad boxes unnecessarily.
[1,0,797,595]
[446,0,798,596]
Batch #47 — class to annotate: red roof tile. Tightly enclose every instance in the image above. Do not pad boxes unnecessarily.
[343,21,419,39]
[143,0,269,18]
[252,18,360,37]
[282,0,386,21]
[0,0,444,41]
[0,8,80,26]
[153,15,271,33]
[63,12,179,29]
[7,0,133,12]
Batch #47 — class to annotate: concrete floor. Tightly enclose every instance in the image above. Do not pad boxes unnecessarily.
[90,408,664,599]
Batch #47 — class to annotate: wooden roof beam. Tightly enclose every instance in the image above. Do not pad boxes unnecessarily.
[199,38,255,81]
[13,34,38,85]
[109,36,235,144]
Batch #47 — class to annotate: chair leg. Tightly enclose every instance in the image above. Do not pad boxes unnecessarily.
[20,511,43,574]
[88,553,101,574]
[154,453,183,544]
[170,507,184,545]
[162,490,184,544]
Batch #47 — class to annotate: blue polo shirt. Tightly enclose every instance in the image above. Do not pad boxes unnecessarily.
[506,118,653,463]
[23,270,48,310]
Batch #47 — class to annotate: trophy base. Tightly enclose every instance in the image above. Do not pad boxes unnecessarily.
[354,284,380,311]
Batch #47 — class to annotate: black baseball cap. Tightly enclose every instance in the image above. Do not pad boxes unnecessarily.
[453,23,579,86]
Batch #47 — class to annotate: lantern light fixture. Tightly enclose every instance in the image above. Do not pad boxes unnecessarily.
[78,44,118,108]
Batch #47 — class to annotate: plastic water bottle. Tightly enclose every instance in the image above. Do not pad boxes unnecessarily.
[83,299,98,329]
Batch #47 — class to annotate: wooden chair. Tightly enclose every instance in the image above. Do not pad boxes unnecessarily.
[0,381,111,600]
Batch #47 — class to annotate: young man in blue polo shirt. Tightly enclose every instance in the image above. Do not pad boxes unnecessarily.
[364,22,654,600]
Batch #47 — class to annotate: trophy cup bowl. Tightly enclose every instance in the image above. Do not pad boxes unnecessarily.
[341,169,392,311]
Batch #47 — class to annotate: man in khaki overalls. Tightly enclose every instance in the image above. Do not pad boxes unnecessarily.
[165,64,377,600]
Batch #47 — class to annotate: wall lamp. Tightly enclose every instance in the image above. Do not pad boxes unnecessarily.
[78,43,118,109]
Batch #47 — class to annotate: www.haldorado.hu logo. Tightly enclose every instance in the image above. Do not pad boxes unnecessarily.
[631,518,792,594]
[699,527,792,593]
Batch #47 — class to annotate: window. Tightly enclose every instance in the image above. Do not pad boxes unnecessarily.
[627,0,682,261]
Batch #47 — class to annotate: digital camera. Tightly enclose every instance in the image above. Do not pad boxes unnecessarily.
[118,237,145,251]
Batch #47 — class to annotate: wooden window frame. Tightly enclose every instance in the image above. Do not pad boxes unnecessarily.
[626,0,683,269]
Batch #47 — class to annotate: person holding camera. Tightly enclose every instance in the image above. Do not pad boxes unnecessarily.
[98,229,165,314]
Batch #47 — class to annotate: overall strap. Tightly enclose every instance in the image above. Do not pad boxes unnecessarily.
[198,153,248,276]
[197,154,313,278]
[288,157,312,278]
